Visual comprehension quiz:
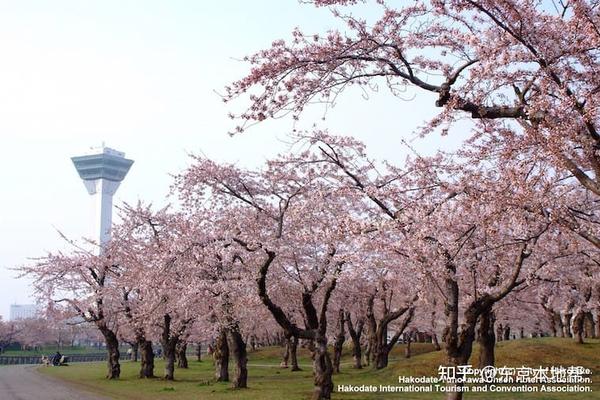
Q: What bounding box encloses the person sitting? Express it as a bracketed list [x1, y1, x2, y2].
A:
[52, 351, 62, 366]
[41, 355, 50, 366]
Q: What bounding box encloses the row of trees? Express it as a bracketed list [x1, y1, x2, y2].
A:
[0, 316, 102, 353]
[20, 1, 600, 400]
[20, 132, 600, 400]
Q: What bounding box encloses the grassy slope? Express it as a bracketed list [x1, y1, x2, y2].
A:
[38, 338, 600, 400]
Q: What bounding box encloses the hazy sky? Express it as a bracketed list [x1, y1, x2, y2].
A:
[0, 1, 459, 319]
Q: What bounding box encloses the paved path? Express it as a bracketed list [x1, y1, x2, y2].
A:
[0, 365, 109, 400]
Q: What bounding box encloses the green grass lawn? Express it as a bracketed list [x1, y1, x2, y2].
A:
[38, 338, 600, 400]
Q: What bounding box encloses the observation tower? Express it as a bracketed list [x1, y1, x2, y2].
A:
[71, 145, 134, 250]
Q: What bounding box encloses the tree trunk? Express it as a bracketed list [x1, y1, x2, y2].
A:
[371, 318, 387, 369]
[290, 335, 301, 371]
[99, 326, 120, 380]
[563, 313, 573, 337]
[214, 329, 229, 382]
[374, 346, 389, 369]
[442, 273, 479, 400]
[139, 339, 155, 378]
[162, 340, 177, 380]
[477, 309, 495, 368]
[445, 329, 475, 400]
[311, 337, 333, 400]
[404, 334, 412, 358]
[550, 313, 558, 337]
[366, 292, 414, 370]
[196, 342, 202, 362]
[332, 309, 345, 374]
[583, 312, 595, 338]
[176, 341, 188, 369]
[160, 315, 179, 381]
[495, 323, 503, 342]
[542, 299, 558, 338]
[373, 308, 414, 369]
[345, 313, 364, 369]
[351, 341, 363, 369]
[332, 341, 343, 373]
[555, 314, 563, 337]
[280, 337, 290, 368]
[572, 310, 585, 344]
[503, 325, 510, 341]
[432, 333, 441, 351]
[227, 327, 248, 389]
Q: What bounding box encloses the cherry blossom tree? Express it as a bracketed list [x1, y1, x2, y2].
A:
[109, 203, 202, 381]
[271, 132, 587, 400]
[20, 244, 123, 379]
[13, 318, 52, 350]
[175, 152, 368, 400]
[226, 0, 600, 252]
[0, 317, 20, 354]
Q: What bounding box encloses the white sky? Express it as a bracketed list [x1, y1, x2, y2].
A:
[0, 0, 459, 319]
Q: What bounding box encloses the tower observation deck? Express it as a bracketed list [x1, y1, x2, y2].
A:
[71, 146, 133, 251]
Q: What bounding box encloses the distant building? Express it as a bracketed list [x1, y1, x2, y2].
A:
[9, 304, 39, 320]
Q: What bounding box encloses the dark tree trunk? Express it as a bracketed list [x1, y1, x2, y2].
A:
[495, 323, 503, 342]
[160, 314, 181, 381]
[345, 312, 364, 369]
[432, 333, 442, 351]
[290, 335, 301, 371]
[227, 326, 248, 389]
[596, 309, 600, 338]
[372, 308, 414, 370]
[477, 309, 495, 368]
[176, 341, 188, 369]
[364, 339, 371, 367]
[254, 249, 341, 398]
[503, 325, 510, 341]
[139, 339, 155, 378]
[366, 291, 415, 370]
[550, 313, 559, 337]
[332, 309, 345, 374]
[196, 342, 202, 362]
[572, 310, 585, 344]
[311, 338, 333, 400]
[99, 326, 120, 380]
[583, 312, 595, 338]
[541, 298, 558, 337]
[374, 347, 389, 369]
[563, 313, 573, 337]
[442, 271, 482, 400]
[404, 334, 412, 358]
[214, 329, 229, 382]
[162, 340, 177, 380]
[444, 325, 475, 400]
[280, 336, 290, 368]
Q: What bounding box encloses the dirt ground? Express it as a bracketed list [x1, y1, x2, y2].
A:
[0, 364, 108, 400]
